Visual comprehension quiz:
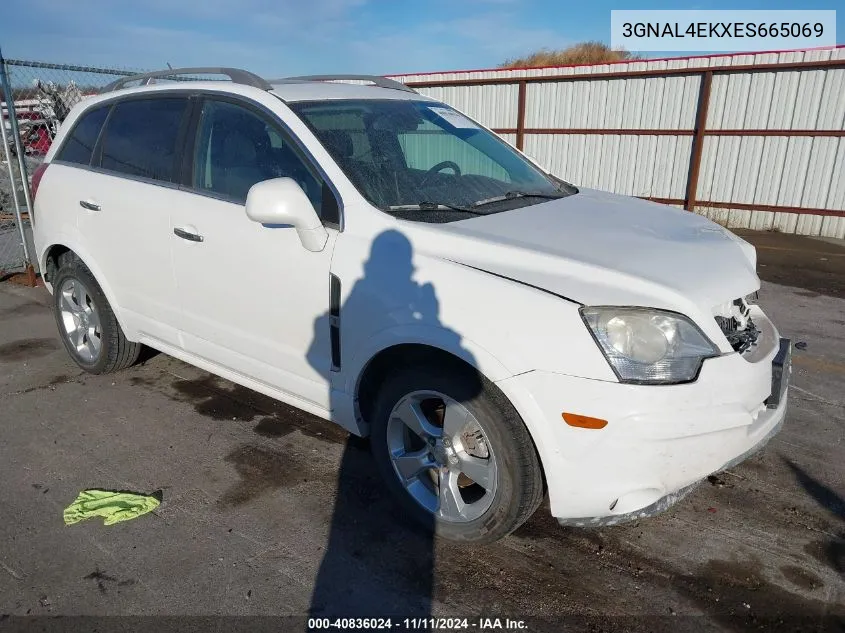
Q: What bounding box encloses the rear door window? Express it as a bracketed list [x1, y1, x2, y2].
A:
[56, 105, 109, 166]
[98, 97, 188, 182]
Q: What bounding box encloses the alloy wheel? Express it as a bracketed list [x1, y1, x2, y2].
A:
[386, 391, 498, 522]
[58, 277, 102, 363]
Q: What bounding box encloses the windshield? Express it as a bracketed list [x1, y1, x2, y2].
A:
[289, 99, 575, 221]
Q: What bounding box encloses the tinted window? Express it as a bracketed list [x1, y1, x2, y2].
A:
[100, 98, 187, 182]
[193, 100, 322, 209]
[56, 106, 109, 165]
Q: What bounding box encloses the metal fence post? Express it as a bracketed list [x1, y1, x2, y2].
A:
[0, 70, 32, 280]
[684, 71, 713, 212]
[0, 98, 25, 231]
[515, 80, 527, 151]
[0, 51, 36, 284]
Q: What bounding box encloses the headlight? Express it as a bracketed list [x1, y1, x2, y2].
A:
[580, 307, 720, 384]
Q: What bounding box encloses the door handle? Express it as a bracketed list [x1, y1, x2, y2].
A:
[79, 200, 101, 211]
[173, 227, 204, 242]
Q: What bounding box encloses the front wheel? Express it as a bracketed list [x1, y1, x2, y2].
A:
[370, 362, 544, 543]
[52, 260, 141, 374]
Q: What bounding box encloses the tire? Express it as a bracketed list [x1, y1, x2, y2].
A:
[370, 361, 544, 544]
[52, 259, 141, 374]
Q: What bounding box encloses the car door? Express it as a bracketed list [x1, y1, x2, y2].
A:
[171, 96, 339, 410]
[75, 95, 191, 347]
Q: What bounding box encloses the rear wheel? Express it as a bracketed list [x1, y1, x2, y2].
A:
[370, 362, 544, 543]
[52, 260, 141, 374]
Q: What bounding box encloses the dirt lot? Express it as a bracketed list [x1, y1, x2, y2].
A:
[736, 229, 845, 299]
[0, 230, 843, 632]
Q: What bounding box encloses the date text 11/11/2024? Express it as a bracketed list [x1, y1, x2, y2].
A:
[307, 617, 529, 630]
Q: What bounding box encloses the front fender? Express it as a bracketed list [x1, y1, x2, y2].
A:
[342, 324, 513, 396]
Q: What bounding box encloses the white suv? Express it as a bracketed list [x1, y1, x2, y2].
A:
[31, 68, 790, 543]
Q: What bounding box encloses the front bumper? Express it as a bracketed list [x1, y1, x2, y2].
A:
[495, 310, 790, 524]
[556, 405, 786, 527]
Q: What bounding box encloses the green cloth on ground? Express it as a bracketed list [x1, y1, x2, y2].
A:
[63, 489, 160, 526]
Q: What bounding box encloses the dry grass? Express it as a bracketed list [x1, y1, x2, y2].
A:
[500, 42, 643, 68]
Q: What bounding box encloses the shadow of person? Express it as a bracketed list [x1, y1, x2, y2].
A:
[306, 230, 480, 621]
[783, 457, 845, 574]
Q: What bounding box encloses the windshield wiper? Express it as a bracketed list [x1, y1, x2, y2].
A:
[472, 190, 567, 207]
[389, 202, 486, 215]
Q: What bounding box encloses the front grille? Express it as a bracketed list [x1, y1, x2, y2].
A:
[715, 313, 760, 354]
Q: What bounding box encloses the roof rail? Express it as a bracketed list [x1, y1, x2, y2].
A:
[99, 67, 272, 94]
[279, 75, 417, 94]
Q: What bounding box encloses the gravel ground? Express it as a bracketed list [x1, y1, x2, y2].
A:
[0, 231, 843, 632]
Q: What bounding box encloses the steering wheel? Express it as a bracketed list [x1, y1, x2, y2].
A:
[420, 160, 461, 185]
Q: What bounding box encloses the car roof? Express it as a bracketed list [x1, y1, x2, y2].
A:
[62, 77, 436, 128]
[91, 69, 431, 105]
[269, 80, 432, 103]
[87, 68, 433, 106]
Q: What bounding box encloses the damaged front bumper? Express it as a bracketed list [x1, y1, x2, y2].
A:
[556, 399, 787, 528]
[495, 304, 791, 525]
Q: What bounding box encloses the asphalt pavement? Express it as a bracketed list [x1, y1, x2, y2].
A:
[0, 232, 843, 633]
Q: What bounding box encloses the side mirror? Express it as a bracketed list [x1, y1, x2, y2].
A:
[245, 178, 329, 252]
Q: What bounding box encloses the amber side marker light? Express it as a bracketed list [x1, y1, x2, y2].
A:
[562, 412, 608, 429]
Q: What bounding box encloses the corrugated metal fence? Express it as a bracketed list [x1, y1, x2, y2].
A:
[390, 47, 845, 238]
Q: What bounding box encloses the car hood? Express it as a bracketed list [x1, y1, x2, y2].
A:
[421, 188, 759, 315]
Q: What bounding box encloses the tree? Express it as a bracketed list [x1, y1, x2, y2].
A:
[500, 41, 643, 68]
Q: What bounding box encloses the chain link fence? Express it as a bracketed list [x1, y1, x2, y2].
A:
[1, 58, 145, 278]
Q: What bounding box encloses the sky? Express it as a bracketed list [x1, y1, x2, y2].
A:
[0, 0, 842, 77]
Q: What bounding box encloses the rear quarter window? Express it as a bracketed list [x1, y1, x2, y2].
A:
[98, 98, 188, 182]
[56, 106, 109, 166]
